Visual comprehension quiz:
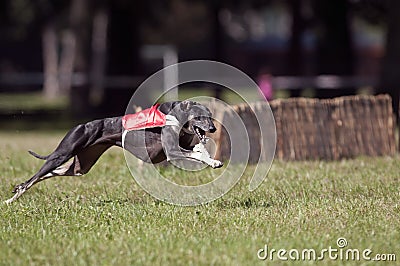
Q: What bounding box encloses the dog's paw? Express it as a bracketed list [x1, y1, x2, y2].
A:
[4, 198, 14, 205]
[12, 184, 23, 194]
[209, 159, 223, 169]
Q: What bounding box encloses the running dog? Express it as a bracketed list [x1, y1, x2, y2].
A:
[5, 100, 223, 204]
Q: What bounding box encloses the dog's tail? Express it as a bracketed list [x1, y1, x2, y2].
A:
[28, 150, 49, 160]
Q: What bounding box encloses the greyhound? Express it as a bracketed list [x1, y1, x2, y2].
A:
[5, 100, 223, 204]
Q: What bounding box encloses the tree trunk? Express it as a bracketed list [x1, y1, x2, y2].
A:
[90, 8, 108, 105]
[42, 24, 59, 99]
[288, 0, 303, 75]
[313, 0, 355, 98]
[59, 29, 76, 93]
[287, 0, 304, 97]
[379, 0, 400, 124]
[68, 0, 91, 117]
[212, 1, 223, 100]
[102, 1, 142, 116]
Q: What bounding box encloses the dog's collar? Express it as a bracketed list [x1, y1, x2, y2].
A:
[165, 115, 179, 127]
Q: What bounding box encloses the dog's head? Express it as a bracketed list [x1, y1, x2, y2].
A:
[171, 100, 216, 144]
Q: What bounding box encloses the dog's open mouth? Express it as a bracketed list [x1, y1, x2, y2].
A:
[193, 126, 207, 144]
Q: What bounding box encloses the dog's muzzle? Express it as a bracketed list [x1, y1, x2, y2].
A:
[193, 125, 209, 144]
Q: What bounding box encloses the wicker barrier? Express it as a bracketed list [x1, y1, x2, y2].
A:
[208, 94, 396, 161]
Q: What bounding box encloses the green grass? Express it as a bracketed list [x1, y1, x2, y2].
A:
[0, 92, 73, 131]
[0, 92, 68, 112]
[0, 132, 399, 265]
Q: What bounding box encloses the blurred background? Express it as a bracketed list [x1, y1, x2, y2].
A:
[0, 0, 399, 130]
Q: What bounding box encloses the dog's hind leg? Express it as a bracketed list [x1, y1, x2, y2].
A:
[5, 142, 115, 204]
[4, 153, 77, 204]
[5, 124, 99, 204]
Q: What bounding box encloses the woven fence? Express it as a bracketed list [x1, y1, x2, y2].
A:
[207, 94, 396, 161]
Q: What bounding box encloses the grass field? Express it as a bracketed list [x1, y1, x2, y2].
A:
[0, 131, 399, 265]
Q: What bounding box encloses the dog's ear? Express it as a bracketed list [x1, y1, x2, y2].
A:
[170, 101, 181, 108]
[180, 100, 194, 111]
[159, 101, 181, 114]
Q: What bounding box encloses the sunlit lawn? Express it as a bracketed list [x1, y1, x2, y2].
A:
[0, 131, 399, 265]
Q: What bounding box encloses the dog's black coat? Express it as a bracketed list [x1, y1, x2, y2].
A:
[6, 101, 220, 203]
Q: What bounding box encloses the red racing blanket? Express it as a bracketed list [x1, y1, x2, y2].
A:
[122, 104, 178, 131]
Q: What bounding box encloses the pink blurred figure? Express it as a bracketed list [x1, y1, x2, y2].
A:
[257, 72, 273, 101]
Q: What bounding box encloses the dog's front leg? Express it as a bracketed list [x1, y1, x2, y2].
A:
[162, 127, 222, 168]
[190, 143, 223, 168]
[166, 147, 223, 169]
